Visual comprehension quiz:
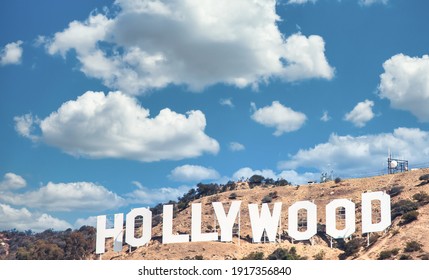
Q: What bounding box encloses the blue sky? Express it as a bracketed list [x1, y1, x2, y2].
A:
[1, 0, 429, 231]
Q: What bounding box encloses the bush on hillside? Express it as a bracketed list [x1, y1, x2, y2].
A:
[391, 199, 419, 219]
[412, 191, 429, 205]
[338, 238, 364, 260]
[267, 247, 302, 260]
[261, 195, 272, 203]
[387, 185, 404, 197]
[378, 248, 399, 260]
[242, 251, 264, 260]
[401, 210, 419, 225]
[404, 241, 422, 253]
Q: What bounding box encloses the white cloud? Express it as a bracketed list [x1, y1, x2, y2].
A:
[46, 14, 113, 57]
[74, 216, 98, 228]
[232, 167, 316, 185]
[378, 54, 429, 122]
[229, 142, 245, 151]
[220, 98, 234, 108]
[321, 111, 331, 122]
[0, 40, 23, 66]
[169, 165, 220, 182]
[15, 91, 219, 162]
[0, 181, 125, 212]
[279, 127, 429, 176]
[282, 33, 334, 82]
[13, 114, 40, 141]
[44, 0, 334, 95]
[344, 99, 375, 127]
[359, 0, 388, 6]
[232, 167, 277, 181]
[0, 173, 26, 191]
[251, 101, 307, 136]
[126, 183, 191, 205]
[0, 203, 72, 232]
[277, 170, 318, 185]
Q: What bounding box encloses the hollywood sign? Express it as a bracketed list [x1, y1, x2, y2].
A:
[96, 191, 391, 254]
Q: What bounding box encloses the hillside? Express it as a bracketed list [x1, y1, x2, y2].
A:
[2, 168, 429, 260]
[102, 168, 429, 260]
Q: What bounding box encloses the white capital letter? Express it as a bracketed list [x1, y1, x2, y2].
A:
[362, 191, 391, 233]
[326, 199, 356, 239]
[162, 204, 189, 244]
[191, 203, 218, 242]
[248, 202, 282, 242]
[125, 208, 152, 247]
[96, 213, 123, 254]
[213, 201, 241, 242]
[288, 201, 317, 241]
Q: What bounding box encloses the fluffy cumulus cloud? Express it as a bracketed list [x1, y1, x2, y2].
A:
[0, 204, 72, 232]
[0, 173, 26, 191]
[15, 91, 219, 162]
[359, 0, 388, 6]
[44, 0, 334, 94]
[126, 182, 191, 205]
[379, 54, 429, 122]
[232, 167, 316, 185]
[251, 101, 307, 136]
[0, 40, 23, 66]
[344, 99, 375, 127]
[169, 165, 220, 182]
[74, 216, 98, 228]
[229, 141, 245, 151]
[279, 127, 429, 176]
[0, 181, 125, 212]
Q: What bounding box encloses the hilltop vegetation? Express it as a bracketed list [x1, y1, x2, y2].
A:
[0, 226, 96, 260]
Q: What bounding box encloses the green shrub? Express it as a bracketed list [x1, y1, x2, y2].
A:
[334, 177, 342, 184]
[412, 191, 429, 205]
[262, 195, 272, 203]
[338, 238, 363, 260]
[401, 210, 419, 225]
[387, 186, 404, 197]
[378, 248, 399, 260]
[268, 191, 278, 199]
[228, 193, 237, 200]
[275, 179, 289, 186]
[313, 250, 325, 260]
[418, 174, 429, 181]
[267, 247, 302, 260]
[404, 241, 422, 253]
[399, 254, 412, 260]
[391, 200, 419, 219]
[249, 175, 265, 185]
[378, 251, 392, 260]
[242, 251, 264, 260]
